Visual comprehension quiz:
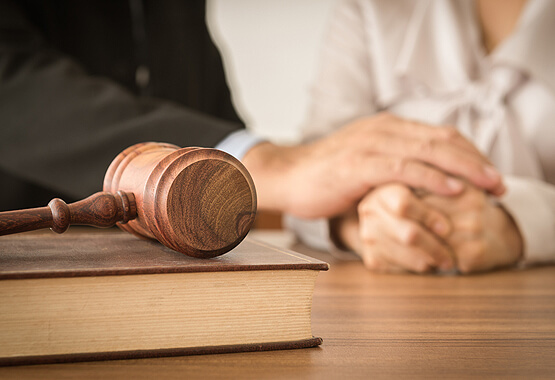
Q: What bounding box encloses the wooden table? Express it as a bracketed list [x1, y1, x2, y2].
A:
[1, 230, 554, 379]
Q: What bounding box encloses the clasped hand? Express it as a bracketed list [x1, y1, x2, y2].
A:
[335, 183, 523, 274]
[243, 112, 520, 274]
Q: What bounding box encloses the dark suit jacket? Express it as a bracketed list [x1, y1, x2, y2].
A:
[0, 0, 244, 210]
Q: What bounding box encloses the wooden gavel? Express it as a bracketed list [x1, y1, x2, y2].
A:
[0, 143, 257, 258]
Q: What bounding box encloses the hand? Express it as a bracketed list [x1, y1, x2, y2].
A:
[422, 185, 523, 273]
[242, 113, 504, 219]
[332, 184, 455, 273]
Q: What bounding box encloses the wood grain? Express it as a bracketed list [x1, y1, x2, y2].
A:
[103, 143, 257, 258]
[0, 231, 553, 378]
[0, 142, 257, 258]
[0, 192, 136, 235]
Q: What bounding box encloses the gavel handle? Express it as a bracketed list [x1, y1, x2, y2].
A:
[0, 191, 137, 236]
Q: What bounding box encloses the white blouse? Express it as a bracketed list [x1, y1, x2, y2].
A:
[287, 0, 555, 263]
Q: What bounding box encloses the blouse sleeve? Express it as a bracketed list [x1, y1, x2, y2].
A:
[501, 176, 555, 264]
[299, 0, 378, 141]
[286, 0, 380, 252]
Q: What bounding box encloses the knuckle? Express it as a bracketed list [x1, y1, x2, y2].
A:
[390, 157, 409, 178]
[425, 212, 443, 231]
[358, 196, 378, 217]
[441, 126, 460, 141]
[359, 221, 378, 243]
[390, 192, 411, 216]
[416, 138, 436, 156]
[399, 224, 419, 245]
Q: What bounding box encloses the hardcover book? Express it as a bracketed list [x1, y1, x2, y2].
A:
[0, 228, 328, 365]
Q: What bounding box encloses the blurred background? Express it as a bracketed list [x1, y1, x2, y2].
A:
[207, 0, 336, 144]
[207, 0, 336, 228]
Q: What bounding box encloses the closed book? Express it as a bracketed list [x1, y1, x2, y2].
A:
[0, 229, 328, 365]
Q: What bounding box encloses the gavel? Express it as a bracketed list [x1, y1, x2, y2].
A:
[0, 143, 257, 258]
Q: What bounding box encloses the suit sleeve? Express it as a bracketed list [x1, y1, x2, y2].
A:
[0, 0, 242, 207]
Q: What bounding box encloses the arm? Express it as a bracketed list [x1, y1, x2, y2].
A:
[266, 0, 501, 244]
[243, 114, 503, 219]
[0, 1, 242, 207]
[299, 0, 378, 141]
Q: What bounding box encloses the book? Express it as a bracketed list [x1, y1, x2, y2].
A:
[0, 228, 328, 365]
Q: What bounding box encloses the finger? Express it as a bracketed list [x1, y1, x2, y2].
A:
[448, 212, 484, 241]
[369, 234, 434, 274]
[428, 127, 485, 158]
[374, 184, 452, 237]
[366, 133, 504, 194]
[450, 240, 488, 274]
[489, 182, 506, 197]
[422, 184, 488, 219]
[359, 207, 453, 272]
[353, 209, 408, 273]
[359, 156, 466, 196]
[370, 113, 491, 163]
[372, 115, 488, 160]
[376, 208, 455, 271]
[357, 219, 421, 274]
[359, 244, 407, 274]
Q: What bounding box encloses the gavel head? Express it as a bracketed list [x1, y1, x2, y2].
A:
[103, 142, 257, 258]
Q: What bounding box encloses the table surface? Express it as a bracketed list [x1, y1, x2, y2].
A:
[1, 230, 554, 379]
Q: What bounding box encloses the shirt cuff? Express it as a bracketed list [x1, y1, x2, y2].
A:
[499, 176, 555, 264]
[215, 130, 266, 160]
[283, 215, 358, 260]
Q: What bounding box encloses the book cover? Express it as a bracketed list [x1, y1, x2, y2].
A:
[0, 228, 328, 365]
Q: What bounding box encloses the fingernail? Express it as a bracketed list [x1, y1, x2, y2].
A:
[446, 178, 464, 192]
[483, 165, 501, 181]
[433, 221, 448, 237]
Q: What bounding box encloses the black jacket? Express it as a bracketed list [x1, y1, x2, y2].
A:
[0, 0, 244, 210]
